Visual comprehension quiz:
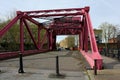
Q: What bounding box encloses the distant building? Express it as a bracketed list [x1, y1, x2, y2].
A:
[94, 29, 102, 43]
[117, 35, 120, 42]
[108, 38, 117, 43]
[108, 35, 120, 43]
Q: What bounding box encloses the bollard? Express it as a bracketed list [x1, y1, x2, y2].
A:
[18, 53, 24, 73]
[94, 59, 97, 75]
[48, 56, 65, 78]
[56, 56, 60, 76]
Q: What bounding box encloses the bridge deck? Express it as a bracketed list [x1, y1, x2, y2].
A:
[0, 51, 89, 80]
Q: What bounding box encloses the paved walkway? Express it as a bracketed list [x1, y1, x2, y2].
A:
[87, 56, 120, 80]
[0, 51, 89, 80]
[1, 51, 120, 80]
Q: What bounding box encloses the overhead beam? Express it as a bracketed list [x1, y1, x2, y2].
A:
[24, 7, 85, 14]
[29, 12, 84, 18]
[25, 15, 47, 30]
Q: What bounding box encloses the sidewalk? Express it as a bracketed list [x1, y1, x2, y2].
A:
[87, 56, 120, 80]
[0, 67, 88, 80]
[1, 51, 120, 80]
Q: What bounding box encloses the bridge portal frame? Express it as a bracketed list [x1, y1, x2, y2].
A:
[0, 6, 102, 70]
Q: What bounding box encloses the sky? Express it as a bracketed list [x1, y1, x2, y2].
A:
[0, 0, 120, 42]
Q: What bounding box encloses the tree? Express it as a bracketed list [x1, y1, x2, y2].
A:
[56, 42, 60, 48]
[99, 22, 119, 43]
[67, 36, 75, 48]
[59, 36, 75, 48]
[99, 22, 120, 55]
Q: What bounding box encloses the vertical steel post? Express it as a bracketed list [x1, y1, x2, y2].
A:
[56, 56, 60, 76]
[19, 18, 24, 73]
[18, 53, 24, 73]
[48, 31, 50, 50]
[38, 27, 41, 49]
[79, 32, 83, 50]
[82, 27, 85, 50]
[80, 31, 83, 50]
[20, 18, 24, 53]
[49, 30, 53, 50]
[84, 18, 88, 52]
[52, 35, 56, 50]
[94, 59, 97, 75]
[46, 30, 50, 49]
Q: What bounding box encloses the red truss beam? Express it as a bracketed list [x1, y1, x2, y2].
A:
[20, 18, 24, 53]
[0, 15, 23, 38]
[52, 28, 81, 35]
[20, 7, 89, 18]
[50, 17, 82, 29]
[53, 17, 81, 23]
[24, 7, 84, 13]
[29, 12, 83, 18]
[0, 6, 103, 70]
[50, 23, 82, 29]
[24, 15, 47, 30]
[39, 31, 48, 49]
[79, 11, 102, 70]
[23, 19, 39, 49]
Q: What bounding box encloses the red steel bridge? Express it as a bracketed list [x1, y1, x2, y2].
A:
[0, 6, 103, 70]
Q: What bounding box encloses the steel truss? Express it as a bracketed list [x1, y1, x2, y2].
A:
[0, 6, 102, 70]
